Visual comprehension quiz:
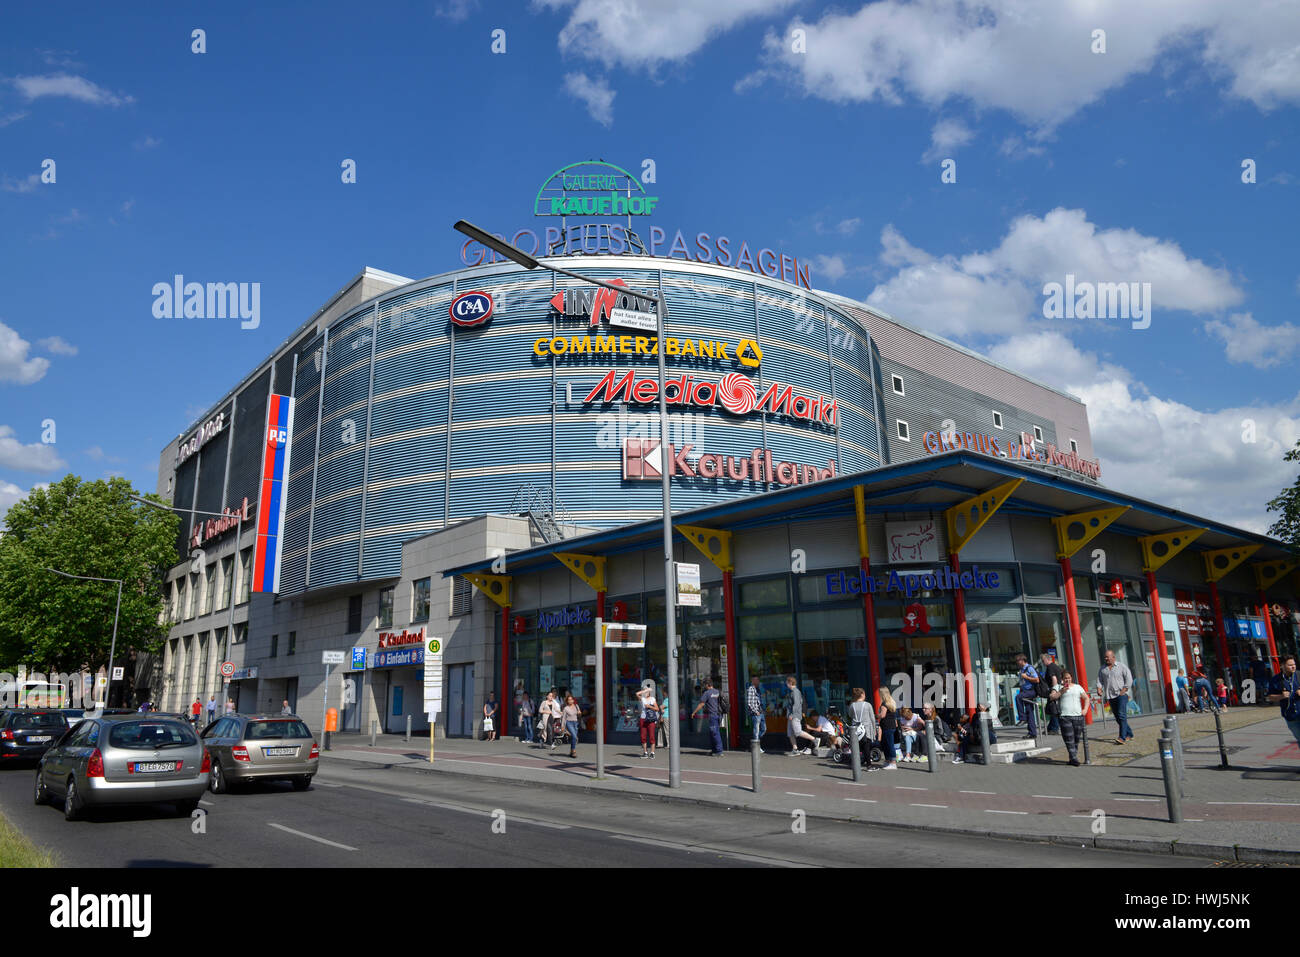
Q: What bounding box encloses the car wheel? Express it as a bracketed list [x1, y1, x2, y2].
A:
[63, 777, 83, 821]
[33, 768, 48, 806]
[175, 798, 200, 817]
[291, 775, 312, 791]
[210, 761, 226, 794]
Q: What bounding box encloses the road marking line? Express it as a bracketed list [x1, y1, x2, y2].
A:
[609, 833, 809, 868]
[1032, 795, 1074, 800]
[786, 791, 814, 797]
[401, 797, 492, 816]
[1114, 798, 1158, 802]
[986, 809, 1029, 815]
[313, 781, 344, 788]
[765, 776, 813, 781]
[509, 817, 571, 830]
[693, 782, 735, 788]
[1206, 801, 1300, 806]
[895, 786, 927, 790]
[268, 823, 356, 851]
[1070, 814, 1095, 819]
[960, 790, 996, 795]
[911, 803, 948, 809]
[844, 798, 877, 804]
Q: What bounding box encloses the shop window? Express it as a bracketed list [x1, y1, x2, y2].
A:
[347, 594, 363, 634]
[451, 577, 472, 617]
[896, 419, 910, 442]
[412, 578, 431, 622]
[891, 374, 904, 396]
[797, 570, 864, 605]
[738, 612, 795, 641]
[1028, 609, 1070, 671]
[798, 638, 850, 717]
[875, 600, 952, 632]
[741, 638, 797, 734]
[960, 565, 1018, 600]
[1022, 566, 1061, 600]
[378, 587, 394, 629]
[1072, 574, 1096, 602]
[739, 578, 787, 611]
[992, 410, 1004, 429]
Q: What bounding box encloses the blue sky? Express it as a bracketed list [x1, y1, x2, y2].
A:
[2, 0, 1298, 530]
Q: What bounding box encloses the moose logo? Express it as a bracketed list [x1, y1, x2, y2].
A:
[889, 521, 937, 562]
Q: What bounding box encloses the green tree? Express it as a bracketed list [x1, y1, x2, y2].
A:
[0, 476, 179, 676]
[1266, 439, 1300, 548]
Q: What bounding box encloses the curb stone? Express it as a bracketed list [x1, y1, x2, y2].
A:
[323, 753, 1300, 865]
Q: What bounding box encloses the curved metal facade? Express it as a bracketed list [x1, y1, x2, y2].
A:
[279, 257, 884, 593]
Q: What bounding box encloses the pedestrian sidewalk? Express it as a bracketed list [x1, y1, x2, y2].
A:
[320, 710, 1300, 865]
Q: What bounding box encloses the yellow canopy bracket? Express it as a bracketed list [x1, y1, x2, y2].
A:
[853, 486, 870, 561]
[1138, 528, 1205, 572]
[462, 573, 511, 608]
[676, 523, 733, 572]
[553, 552, 606, 593]
[944, 478, 1024, 555]
[1052, 506, 1129, 560]
[1252, 559, 1299, 592]
[1202, 545, 1261, 583]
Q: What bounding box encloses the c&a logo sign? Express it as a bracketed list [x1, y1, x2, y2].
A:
[450, 291, 494, 328]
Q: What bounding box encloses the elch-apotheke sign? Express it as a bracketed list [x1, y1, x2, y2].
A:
[188, 497, 252, 550]
[176, 412, 226, 467]
[538, 606, 592, 633]
[826, 567, 1001, 599]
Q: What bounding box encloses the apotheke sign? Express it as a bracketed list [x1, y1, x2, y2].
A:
[827, 567, 1002, 599]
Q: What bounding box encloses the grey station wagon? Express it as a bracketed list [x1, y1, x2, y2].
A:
[200, 714, 318, 792]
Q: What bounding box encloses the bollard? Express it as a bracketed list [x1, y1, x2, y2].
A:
[405, 714, 411, 743]
[978, 711, 992, 767]
[1213, 709, 1230, 769]
[924, 719, 938, 774]
[324, 730, 331, 752]
[1082, 723, 1092, 765]
[370, 720, 377, 748]
[1169, 715, 1186, 782]
[1163, 717, 1186, 796]
[1158, 731, 1184, 823]
[750, 738, 762, 793]
[849, 726, 862, 782]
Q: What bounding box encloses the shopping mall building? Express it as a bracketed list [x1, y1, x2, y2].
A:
[140, 163, 1300, 745]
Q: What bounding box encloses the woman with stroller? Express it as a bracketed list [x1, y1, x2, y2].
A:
[537, 691, 561, 750]
[876, 687, 900, 770]
[848, 688, 877, 769]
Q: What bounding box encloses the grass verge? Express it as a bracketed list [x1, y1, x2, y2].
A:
[0, 809, 58, 867]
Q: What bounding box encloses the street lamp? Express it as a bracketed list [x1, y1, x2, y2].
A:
[454, 220, 684, 789]
[130, 494, 250, 712]
[46, 569, 123, 709]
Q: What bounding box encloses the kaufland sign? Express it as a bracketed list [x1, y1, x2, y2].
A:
[188, 498, 252, 550]
[377, 627, 426, 649]
[588, 370, 836, 428]
[624, 439, 835, 486]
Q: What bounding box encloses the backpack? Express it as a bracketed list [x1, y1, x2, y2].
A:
[718, 693, 729, 715]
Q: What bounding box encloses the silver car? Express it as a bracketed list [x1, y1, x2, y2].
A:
[201, 713, 318, 792]
[35, 715, 209, 820]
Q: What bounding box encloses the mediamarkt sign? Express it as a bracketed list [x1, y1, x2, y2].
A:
[588, 370, 836, 428]
[624, 439, 835, 486]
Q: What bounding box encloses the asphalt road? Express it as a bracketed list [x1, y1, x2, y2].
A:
[0, 760, 1211, 868]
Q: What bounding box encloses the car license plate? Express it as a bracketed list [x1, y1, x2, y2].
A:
[264, 747, 297, 757]
[132, 762, 176, 773]
[27, 736, 51, 743]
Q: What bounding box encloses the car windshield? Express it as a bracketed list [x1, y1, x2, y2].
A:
[245, 720, 312, 740]
[12, 712, 67, 729]
[107, 721, 198, 750]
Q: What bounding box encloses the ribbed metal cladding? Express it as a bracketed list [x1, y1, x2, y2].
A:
[281, 332, 325, 594]
[227, 368, 271, 509]
[172, 454, 197, 556]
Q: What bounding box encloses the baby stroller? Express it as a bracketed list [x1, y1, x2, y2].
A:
[829, 715, 885, 766]
[540, 716, 572, 750]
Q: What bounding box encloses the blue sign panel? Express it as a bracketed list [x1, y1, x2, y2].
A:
[351, 646, 367, 670]
[1250, 619, 1266, 639]
[373, 647, 425, 669]
[1233, 619, 1251, 638]
[826, 567, 1000, 599]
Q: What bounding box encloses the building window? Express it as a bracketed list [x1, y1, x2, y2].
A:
[288, 631, 296, 656]
[992, 410, 1004, 429]
[896, 419, 910, 442]
[186, 573, 198, 620]
[217, 556, 233, 611]
[1033, 425, 1044, 443]
[451, 577, 473, 617]
[233, 623, 247, 645]
[891, 374, 904, 396]
[347, 594, 363, 634]
[378, 587, 394, 629]
[413, 578, 431, 623]
[1069, 438, 1078, 454]
[203, 564, 216, 616]
[270, 634, 278, 658]
[237, 547, 252, 604]
[171, 580, 181, 621]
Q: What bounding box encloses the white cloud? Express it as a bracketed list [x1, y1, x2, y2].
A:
[0, 111, 29, 127]
[747, 0, 1300, 131]
[813, 254, 848, 281]
[563, 72, 616, 126]
[0, 322, 50, 385]
[36, 336, 77, 356]
[9, 73, 134, 107]
[1204, 313, 1300, 369]
[986, 332, 1300, 532]
[0, 425, 66, 472]
[866, 209, 1245, 339]
[836, 217, 862, 236]
[435, 0, 479, 19]
[922, 117, 974, 163]
[133, 134, 161, 150]
[2, 173, 41, 194]
[540, 0, 797, 70]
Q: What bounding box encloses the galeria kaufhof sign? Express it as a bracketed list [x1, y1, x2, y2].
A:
[459, 160, 813, 289]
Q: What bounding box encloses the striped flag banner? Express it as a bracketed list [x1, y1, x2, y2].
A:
[252, 394, 295, 593]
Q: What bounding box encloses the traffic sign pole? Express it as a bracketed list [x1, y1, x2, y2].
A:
[595, 617, 604, 780]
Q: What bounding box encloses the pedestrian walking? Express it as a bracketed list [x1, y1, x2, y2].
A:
[225, 697, 235, 714]
[746, 675, 766, 752]
[848, 688, 877, 768]
[1050, 671, 1091, 766]
[561, 695, 582, 758]
[635, 684, 660, 759]
[1266, 655, 1300, 747]
[691, 678, 725, 756]
[1174, 669, 1191, 713]
[784, 675, 817, 755]
[518, 691, 535, 743]
[190, 697, 202, 727]
[538, 691, 560, 749]
[1215, 678, 1229, 710]
[877, 687, 899, 769]
[1097, 650, 1134, 744]
[1015, 654, 1040, 739]
[657, 693, 670, 749]
[205, 694, 217, 726]
[483, 692, 498, 742]
[1040, 649, 1064, 734]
